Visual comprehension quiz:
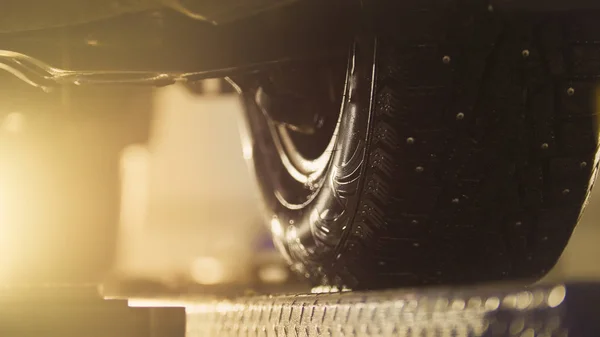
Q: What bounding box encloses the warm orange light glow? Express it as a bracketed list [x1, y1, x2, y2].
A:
[2, 112, 24, 134]
[190, 256, 226, 285]
[128, 299, 186, 308]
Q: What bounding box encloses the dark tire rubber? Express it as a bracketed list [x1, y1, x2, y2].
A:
[241, 2, 600, 289]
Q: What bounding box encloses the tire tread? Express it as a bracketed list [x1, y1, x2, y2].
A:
[335, 3, 600, 288]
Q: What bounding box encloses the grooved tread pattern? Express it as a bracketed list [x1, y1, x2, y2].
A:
[186, 284, 568, 337]
[334, 4, 600, 288]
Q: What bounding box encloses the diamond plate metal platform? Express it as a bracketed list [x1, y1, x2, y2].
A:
[2, 283, 600, 337]
[179, 283, 600, 337]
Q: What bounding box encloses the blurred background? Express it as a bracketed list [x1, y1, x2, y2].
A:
[0, 74, 288, 290]
[0, 73, 598, 290]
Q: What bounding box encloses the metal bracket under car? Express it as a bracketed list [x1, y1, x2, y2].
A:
[3, 0, 600, 90]
[0, 1, 355, 90]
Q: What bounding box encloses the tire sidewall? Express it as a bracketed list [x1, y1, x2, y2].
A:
[238, 37, 377, 283]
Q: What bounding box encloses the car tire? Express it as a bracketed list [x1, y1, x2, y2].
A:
[238, 2, 600, 289]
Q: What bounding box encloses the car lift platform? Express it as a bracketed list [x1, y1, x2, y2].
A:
[2, 282, 600, 337]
